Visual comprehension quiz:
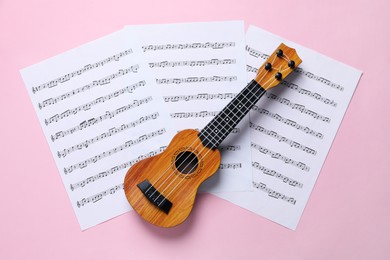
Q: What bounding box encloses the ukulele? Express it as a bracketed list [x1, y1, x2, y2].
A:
[124, 43, 302, 227]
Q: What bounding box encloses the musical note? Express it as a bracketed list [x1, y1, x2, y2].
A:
[219, 145, 241, 151]
[164, 93, 236, 102]
[280, 81, 337, 107]
[246, 45, 344, 91]
[247, 64, 337, 107]
[44, 81, 145, 125]
[250, 122, 317, 155]
[252, 161, 303, 188]
[38, 66, 139, 109]
[246, 64, 258, 73]
[57, 113, 160, 158]
[251, 142, 310, 172]
[142, 42, 235, 52]
[156, 76, 237, 85]
[63, 128, 166, 174]
[252, 181, 296, 205]
[32, 49, 133, 94]
[219, 163, 242, 170]
[170, 111, 219, 118]
[70, 146, 166, 190]
[251, 106, 324, 139]
[149, 59, 236, 68]
[245, 46, 269, 59]
[51, 96, 153, 141]
[264, 92, 331, 122]
[76, 183, 124, 208]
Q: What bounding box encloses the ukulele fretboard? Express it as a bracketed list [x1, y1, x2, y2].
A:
[198, 79, 266, 149]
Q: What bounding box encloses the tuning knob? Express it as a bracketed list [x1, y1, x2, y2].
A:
[288, 60, 295, 68]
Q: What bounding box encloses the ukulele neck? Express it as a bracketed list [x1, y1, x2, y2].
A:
[198, 79, 265, 149]
[198, 43, 302, 150]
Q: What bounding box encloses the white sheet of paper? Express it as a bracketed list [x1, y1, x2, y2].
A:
[20, 30, 175, 230]
[215, 26, 362, 230]
[124, 21, 252, 193]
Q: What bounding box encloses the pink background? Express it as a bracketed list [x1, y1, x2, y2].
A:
[1, 0, 389, 259]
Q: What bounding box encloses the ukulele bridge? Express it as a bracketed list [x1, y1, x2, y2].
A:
[137, 179, 173, 214]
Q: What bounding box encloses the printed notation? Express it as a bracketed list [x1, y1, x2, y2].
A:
[251, 142, 310, 172]
[32, 49, 133, 94]
[219, 145, 241, 151]
[252, 161, 303, 188]
[38, 66, 139, 109]
[156, 76, 237, 85]
[251, 106, 324, 139]
[245, 45, 344, 91]
[294, 67, 344, 91]
[250, 122, 317, 155]
[142, 42, 235, 52]
[247, 65, 337, 107]
[45, 81, 145, 125]
[252, 181, 296, 205]
[58, 113, 160, 158]
[77, 183, 124, 208]
[219, 163, 242, 170]
[51, 96, 153, 142]
[245, 46, 269, 60]
[164, 93, 236, 102]
[63, 128, 166, 174]
[246, 64, 258, 73]
[280, 81, 337, 107]
[170, 111, 219, 118]
[149, 59, 236, 68]
[265, 92, 331, 123]
[70, 146, 166, 190]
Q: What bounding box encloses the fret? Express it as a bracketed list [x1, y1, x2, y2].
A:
[199, 80, 265, 149]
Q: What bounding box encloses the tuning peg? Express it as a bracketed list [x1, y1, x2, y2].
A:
[275, 72, 282, 80]
[288, 60, 295, 68]
[265, 63, 272, 71]
[276, 49, 283, 57]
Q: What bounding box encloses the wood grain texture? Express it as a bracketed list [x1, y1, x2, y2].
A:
[124, 129, 221, 227]
[255, 43, 302, 90]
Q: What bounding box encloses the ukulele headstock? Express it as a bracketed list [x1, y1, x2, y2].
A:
[255, 43, 302, 90]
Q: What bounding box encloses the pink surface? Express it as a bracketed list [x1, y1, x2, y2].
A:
[1, 0, 389, 259]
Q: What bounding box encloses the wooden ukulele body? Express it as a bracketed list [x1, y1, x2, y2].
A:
[124, 129, 221, 227]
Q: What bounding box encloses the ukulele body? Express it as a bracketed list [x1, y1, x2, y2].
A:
[124, 129, 221, 227]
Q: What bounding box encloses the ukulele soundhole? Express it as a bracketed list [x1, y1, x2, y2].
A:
[175, 151, 199, 174]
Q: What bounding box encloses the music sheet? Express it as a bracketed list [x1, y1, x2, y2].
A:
[124, 21, 252, 193]
[215, 26, 362, 229]
[20, 30, 175, 230]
